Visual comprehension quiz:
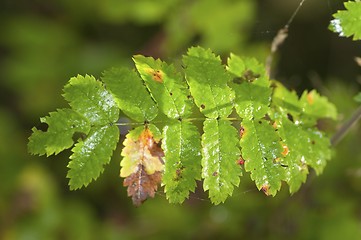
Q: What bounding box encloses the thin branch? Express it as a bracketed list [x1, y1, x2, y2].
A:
[115, 122, 144, 126]
[331, 105, 361, 146]
[266, 0, 307, 77]
[285, 0, 307, 29]
[266, 27, 288, 77]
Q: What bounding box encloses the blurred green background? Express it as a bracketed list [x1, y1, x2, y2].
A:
[1, 0, 361, 239]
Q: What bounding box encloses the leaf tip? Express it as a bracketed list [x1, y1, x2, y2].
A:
[261, 184, 271, 196]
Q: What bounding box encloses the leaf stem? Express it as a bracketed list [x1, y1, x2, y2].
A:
[115, 122, 144, 126]
[182, 117, 240, 122]
[331, 105, 361, 146]
[114, 117, 242, 126]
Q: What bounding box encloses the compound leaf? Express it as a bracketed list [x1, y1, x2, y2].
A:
[67, 124, 119, 190]
[63, 75, 119, 125]
[28, 47, 339, 206]
[329, 1, 361, 40]
[202, 119, 241, 204]
[228, 54, 271, 120]
[133, 55, 193, 119]
[240, 119, 285, 196]
[162, 120, 202, 203]
[102, 68, 158, 122]
[183, 47, 234, 118]
[28, 109, 90, 156]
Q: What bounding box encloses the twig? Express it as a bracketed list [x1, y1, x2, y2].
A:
[331, 105, 361, 146]
[266, 27, 288, 77]
[266, 0, 307, 77]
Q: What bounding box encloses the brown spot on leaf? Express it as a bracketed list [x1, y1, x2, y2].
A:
[176, 168, 182, 176]
[274, 157, 281, 163]
[287, 113, 294, 122]
[242, 70, 260, 82]
[123, 165, 162, 207]
[239, 125, 245, 138]
[212, 172, 218, 177]
[145, 135, 164, 164]
[307, 92, 314, 104]
[232, 77, 243, 84]
[120, 127, 164, 178]
[174, 166, 185, 181]
[138, 127, 164, 163]
[200, 104, 205, 109]
[237, 157, 245, 165]
[281, 144, 289, 156]
[261, 184, 271, 196]
[146, 69, 163, 83]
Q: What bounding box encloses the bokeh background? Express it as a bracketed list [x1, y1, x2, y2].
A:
[1, 0, 361, 239]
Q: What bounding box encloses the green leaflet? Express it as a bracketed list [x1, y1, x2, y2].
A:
[102, 68, 158, 122]
[302, 129, 332, 175]
[270, 86, 335, 192]
[276, 117, 309, 193]
[275, 116, 331, 193]
[299, 90, 337, 126]
[162, 120, 202, 203]
[277, 119, 331, 177]
[133, 55, 193, 119]
[28, 109, 90, 156]
[240, 119, 285, 196]
[183, 47, 234, 118]
[271, 84, 337, 126]
[67, 125, 119, 190]
[63, 75, 119, 125]
[271, 81, 301, 118]
[202, 119, 241, 204]
[28, 129, 49, 156]
[227, 54, 271, 120]
[329, 1, 361, 40]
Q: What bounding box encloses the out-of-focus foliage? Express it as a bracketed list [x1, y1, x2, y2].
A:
[354, 92, 361, 103]
[1, 0, 361, 239]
